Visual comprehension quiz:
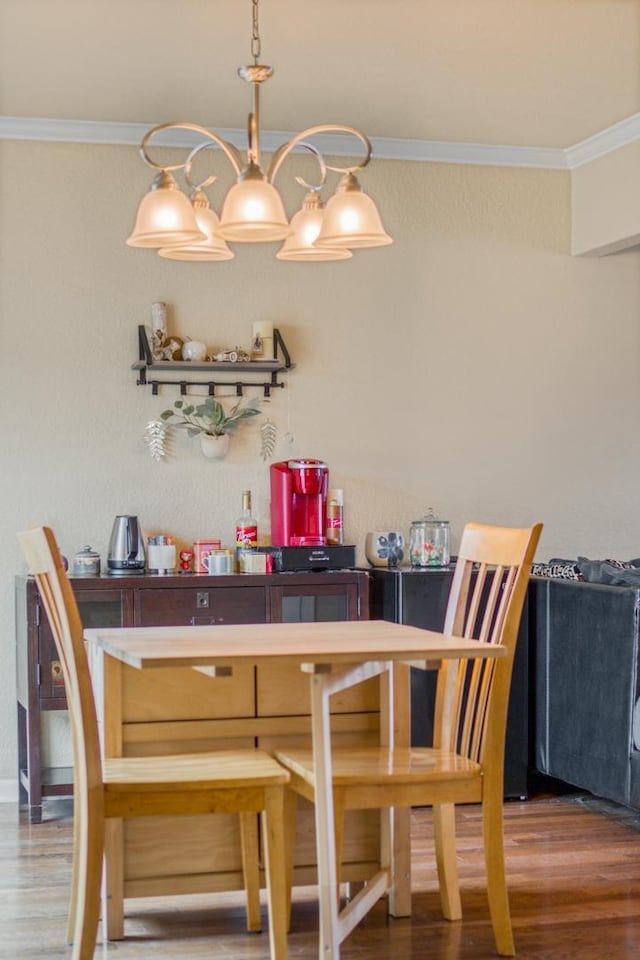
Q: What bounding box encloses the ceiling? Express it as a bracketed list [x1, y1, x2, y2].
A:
[1, 0, 638, 150]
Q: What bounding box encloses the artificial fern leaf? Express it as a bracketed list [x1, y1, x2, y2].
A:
[143, 419, 170, 462]
[260, 419, 277, 462]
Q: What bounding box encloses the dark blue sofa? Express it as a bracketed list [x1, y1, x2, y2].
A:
[532, 576, 640, 809]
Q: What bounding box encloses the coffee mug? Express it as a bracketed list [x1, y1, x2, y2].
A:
[365, 531, 405, 567]
[204, 550, 233, 575]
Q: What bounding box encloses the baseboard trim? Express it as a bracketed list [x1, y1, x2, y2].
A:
[0, 779, 19, 803]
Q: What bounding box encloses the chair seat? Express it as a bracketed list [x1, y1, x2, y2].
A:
[105, 749, 290, 790]
[274, 746, 482, 787]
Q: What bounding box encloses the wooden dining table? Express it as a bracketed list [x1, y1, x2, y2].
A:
[85, 618, 506, 960]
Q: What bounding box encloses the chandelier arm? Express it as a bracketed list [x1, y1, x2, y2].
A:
[291, 142, 328, 193]
[139, 122, 244, 178]
[266, 125, 372, 184]
[182, 142, 220, 191]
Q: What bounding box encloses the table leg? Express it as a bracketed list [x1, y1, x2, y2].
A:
[388, 662, 411, 917]
[310, 670, 341, 960]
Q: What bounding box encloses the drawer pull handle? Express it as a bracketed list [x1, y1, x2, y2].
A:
[190, 616, 225, 626]
[51, 660, 64, 683]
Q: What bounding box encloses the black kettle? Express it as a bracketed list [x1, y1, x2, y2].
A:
[107, 515, 146, 574]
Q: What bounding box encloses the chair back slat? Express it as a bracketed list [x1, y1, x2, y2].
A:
[457, 564, 504, 755]
[442, 559, 471, 637]
[464, 562, 488, 638]
[18, 527, 103, 796]
[433, 523, 542, 766]
[477, 565, 503, 644]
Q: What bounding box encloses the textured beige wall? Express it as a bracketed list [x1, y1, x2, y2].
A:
[1, 140, 639, 780]
[572, 140, 640, 255]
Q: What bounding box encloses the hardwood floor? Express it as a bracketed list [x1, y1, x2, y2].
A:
[2, 793, 640, 958]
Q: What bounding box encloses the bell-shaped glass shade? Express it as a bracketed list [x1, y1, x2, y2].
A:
[159, 193, 234, 261]
[218, 177, 290, 242]
[277, 203, 352, 261]
[315, 174, 393, 249]
[126, 171, 205, 248]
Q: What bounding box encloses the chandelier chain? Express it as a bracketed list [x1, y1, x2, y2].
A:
[251, 0, 261, 63]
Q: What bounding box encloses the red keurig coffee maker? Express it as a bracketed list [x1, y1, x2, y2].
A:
[270, 459, 328, 546]
[269, 459, 356, 570]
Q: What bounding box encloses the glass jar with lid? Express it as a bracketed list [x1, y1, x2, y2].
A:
[409, 510, 451, 568]
[71, 545, 101, 577]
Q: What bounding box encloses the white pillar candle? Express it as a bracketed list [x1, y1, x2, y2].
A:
[252, 320, 275, 360]
[150, 301, 168, 359]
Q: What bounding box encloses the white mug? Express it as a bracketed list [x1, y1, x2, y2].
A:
[204, 550, 233, 575]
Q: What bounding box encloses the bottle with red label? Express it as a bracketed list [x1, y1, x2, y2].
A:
[326, 489, 344, 545]
[235, 490, 258, 550]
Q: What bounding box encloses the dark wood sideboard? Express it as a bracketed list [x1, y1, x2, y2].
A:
[15, 570, 370, 823]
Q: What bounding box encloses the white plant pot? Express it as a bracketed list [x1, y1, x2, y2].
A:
[200, 433, 230, 460]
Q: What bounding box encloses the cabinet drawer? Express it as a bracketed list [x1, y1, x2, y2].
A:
[136, 587, 267, 626]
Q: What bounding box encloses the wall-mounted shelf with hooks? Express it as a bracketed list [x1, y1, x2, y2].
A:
[132, 325, 293, 397]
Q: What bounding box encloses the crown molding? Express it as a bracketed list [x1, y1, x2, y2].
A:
[565, 113, 640, 169]
[1, 114, 638, 171]
[371, 136, 567, 168]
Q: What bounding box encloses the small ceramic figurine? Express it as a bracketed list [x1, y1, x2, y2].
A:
[179, 548, 194, 573]
[160, 336, 184, 361]
[213, 347, 251, 363]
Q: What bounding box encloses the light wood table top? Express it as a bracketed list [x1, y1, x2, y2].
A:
[85, 618, 506, 671]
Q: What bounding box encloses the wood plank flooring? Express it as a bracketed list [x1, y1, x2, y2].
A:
[2, 793, 640, 958]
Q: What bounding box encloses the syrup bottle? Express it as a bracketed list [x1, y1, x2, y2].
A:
[235, 490, 258, 550]
[326, 489, 344, 545]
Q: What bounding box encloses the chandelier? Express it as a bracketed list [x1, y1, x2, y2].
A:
[126, 0, 392, 262]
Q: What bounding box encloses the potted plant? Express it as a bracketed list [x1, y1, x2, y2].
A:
[160, 396, 261, 459]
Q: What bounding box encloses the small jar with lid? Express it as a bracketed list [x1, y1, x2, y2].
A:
[409, 510, 451, 568]
[71, 546, 101, 577]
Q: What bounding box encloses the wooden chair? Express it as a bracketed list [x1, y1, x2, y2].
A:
[18, 525, 289, 960]
[274, 521, 542, 958]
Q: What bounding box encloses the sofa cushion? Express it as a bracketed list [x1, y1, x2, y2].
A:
[532, 561, 583, 581]
[577, 557, 640, 587]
